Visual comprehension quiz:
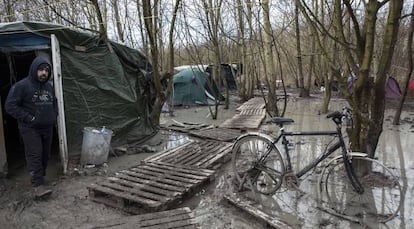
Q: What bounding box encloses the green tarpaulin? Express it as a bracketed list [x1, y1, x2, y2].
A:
[0, 21, 156, 157]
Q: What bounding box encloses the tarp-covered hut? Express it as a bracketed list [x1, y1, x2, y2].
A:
[0, 21, 156, 175]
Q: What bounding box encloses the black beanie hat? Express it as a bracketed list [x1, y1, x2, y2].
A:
[38, 63, 50, 71]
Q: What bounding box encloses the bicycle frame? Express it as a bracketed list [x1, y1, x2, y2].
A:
[263, 125, 348, 179]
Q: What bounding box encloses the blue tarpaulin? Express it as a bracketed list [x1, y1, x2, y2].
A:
[0, 32, 49, 52]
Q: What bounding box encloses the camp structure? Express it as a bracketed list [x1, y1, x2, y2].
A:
[0, 21, 156, 176]
[170, 68, 224, 106]
[205, 64, 238, 90]
[385, 77, 402, 99]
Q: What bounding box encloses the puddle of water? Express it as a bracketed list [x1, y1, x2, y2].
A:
[191, 98, 413, 228]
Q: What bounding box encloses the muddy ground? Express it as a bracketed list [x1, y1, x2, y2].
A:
[0, 92, 413, 229]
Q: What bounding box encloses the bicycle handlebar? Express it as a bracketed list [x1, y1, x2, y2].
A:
[327, 107, 353, 126]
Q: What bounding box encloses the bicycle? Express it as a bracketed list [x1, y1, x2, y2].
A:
[231, 107, 402, 223]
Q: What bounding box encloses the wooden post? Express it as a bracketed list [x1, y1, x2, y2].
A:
[51, 34, 69, 174]
[0, 96, 7, 177]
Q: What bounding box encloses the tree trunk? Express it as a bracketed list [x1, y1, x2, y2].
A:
[295, 1, 308, 97]
[365, 1, 403, 157]
[3, 0, 16, 22]
[393, 3, 414, 125]
[91, 0, 113, 52]
[262, 0, 279, 116]
[111, 0, 124, 42]
[236, 0, 247, 100]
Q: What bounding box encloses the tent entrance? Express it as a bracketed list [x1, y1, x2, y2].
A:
[0, 51, 60, 177]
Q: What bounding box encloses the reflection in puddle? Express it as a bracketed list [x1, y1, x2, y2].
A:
[160, 130, 190, 150]
[199, 99, 412, 228]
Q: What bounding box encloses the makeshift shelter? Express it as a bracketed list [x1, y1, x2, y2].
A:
[385, 77, 402, 99]
[205, 64, 238, 90]
[0, 21, 156, 175]
[409, 79, 414, 91]
[170, 69, 223, 105]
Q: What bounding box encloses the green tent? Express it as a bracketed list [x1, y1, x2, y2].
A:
[171, 69, 223, 105]
[0, 21, 156, 174]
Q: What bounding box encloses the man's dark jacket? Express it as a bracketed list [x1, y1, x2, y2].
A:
[5, 57, 57, 129]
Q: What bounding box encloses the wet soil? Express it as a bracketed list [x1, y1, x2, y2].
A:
[1, 92, 413, 229]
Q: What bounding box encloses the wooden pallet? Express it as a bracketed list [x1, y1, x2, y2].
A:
[161, 120, 211, 133]
[144, 140, 232, 169]
[236, 97, 266, 111]
[224, 194, 294, 229]
[88, 161, 214, 214]
[189, 128, 242, 142]
[239, 108, 266, 116]
[219, 114, 266, 130]
[79, 207, 200, 229]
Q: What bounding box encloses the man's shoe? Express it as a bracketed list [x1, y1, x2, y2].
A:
[33, 185, 52, 199]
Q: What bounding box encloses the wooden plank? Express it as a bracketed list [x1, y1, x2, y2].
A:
[184, 141, 229, 167]
[147, 161, 215, 176]
[79, 207, 200, 229]
[0, 96, 7, 177]
[144, 141, 193, 162]
[239, 108, 266, 116]
[194, 144, 232, 168]
[224, 194, 294, 229]
[236, 97, 266, 111]
[130, 167, 200, 187]
[99, 181, 169, 202]
[145, 142, 232, 169]
[189, 128, 242, 142]
[138, 163, 210, 181]
[107, 177, 176, 199]
[219, 114, 266, 129]
[51, 34, 69, 175]
[163, 144, 202, 165]
[115, 173, 185, 193]
[124, 167, 196, 188]
[89, 162, 214, 213]
[88, 183, 159, 207]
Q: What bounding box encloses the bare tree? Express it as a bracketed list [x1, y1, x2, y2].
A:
[111, 0, 125, 42]
[1, 0, 16, 22]
[298, 0, 403, 157]
[295, 1, 308, 97]
[261, 0, 279, 116]
[141, 0, 180, 125]
[393, 3, 414, 125]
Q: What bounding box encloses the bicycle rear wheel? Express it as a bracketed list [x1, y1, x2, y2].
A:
[232, 134, 285, 195]
[319, 155, 401, 223]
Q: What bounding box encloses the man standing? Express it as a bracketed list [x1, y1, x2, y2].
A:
[5, 56, 57, 198]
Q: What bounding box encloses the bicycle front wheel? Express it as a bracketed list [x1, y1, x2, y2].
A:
[232, 134, 285, 195]
[320, 155, 402, 223]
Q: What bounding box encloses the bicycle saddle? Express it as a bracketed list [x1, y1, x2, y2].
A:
[270, 117, 294, 125]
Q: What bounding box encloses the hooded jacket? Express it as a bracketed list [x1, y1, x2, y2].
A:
[5, 57, 58, 129]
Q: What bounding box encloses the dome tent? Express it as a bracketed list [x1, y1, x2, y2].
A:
[170, 69, 224, 106]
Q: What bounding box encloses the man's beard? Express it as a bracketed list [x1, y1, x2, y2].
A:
[38, 75, 48, 82]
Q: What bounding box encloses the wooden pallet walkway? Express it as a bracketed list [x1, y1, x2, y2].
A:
[219, 114, 266, 130]
[189, 127, 242, 142]
[224, 194, 294, 229]
[79, 207, 199, 229]
[144, 140, 232, 169]
[239, 108, 266, 116]
[161, 120, 211, 133]
[236, 97, 266, 111]
[88, 161, 214, 214]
